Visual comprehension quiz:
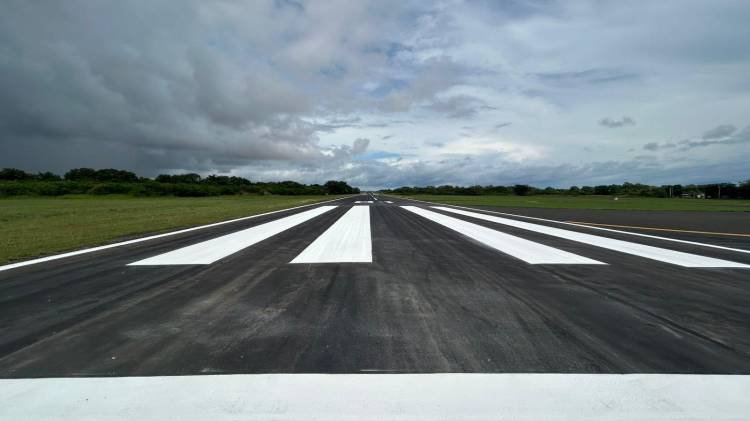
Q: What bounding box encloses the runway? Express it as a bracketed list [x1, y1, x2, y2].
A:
[1, 193, 749, 378]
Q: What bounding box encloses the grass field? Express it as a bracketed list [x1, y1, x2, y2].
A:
[0, 195, 345, 265]
[394, 194, 750, 212]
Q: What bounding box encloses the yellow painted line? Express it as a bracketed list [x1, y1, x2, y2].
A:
[565, 221, 750, 238]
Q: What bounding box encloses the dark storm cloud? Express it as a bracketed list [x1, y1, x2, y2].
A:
[702, 124, 737, 139]
[536, 68, 638, 86]
[642, 141, 676, 152]
[640, 124, 749, 153]
[493, 122, 512, 130]
[0, 1, 392, 175]
[2, 1, 750, 187]
[678, 125, 750, 150]
[599, 116, 636, 128]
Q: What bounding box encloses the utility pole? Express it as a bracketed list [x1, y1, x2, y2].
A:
[718, 184, 721, 199]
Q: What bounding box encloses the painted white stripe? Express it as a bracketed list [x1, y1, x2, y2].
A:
[129, 206, 336, 265]
[0, 197, 352, 273]
[402, 206, 603, 264]
[435, 206, 750, 268]
[2, 374, 748, 420]
[355, 201, 373, 204]
[291, 206, 372, 263]
[385, 201, 393, 204]
[397, 195, 750, 255]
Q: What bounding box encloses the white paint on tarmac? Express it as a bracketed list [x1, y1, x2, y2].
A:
[291, 206, 372, 263]
[2, 374, 748, 421]
[402, 196, 750, 255]
[385, 201, 394, 204]
[129, 206, 337, 265]
[434, 206, 750, 268]
[355, 201, 373, 204]
[0, 196, 352, 273]
[402, 206, 603, 264]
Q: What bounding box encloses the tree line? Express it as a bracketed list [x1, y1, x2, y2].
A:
[0, 168, 360, 197]
[381, 181, 750, 199]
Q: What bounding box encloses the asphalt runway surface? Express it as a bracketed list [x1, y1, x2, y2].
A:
[1, 194, 749, 378]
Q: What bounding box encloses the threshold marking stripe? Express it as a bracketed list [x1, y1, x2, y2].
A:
[400, 196, 750, 255]
[291, 206, 372, 263]
[402, 206, 603, 264]
[355, 201, 373, 204]
[566, 221, 750, 238]
[0, 196, 352, 273]
[435, 206, 750, 268]
[130, 206, 337, 265]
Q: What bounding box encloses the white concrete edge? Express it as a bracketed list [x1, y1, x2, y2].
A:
[1, 373, 748, 421]
[0, 195, 355, 273]
[391, 195, 750, 255]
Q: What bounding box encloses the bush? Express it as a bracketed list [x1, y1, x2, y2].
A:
[0, 168, 34, 180]
[1, 168, 361, 197]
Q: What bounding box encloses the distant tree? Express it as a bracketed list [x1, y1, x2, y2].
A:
[36, 171, 62, 181]
[93, 168, 138, 182]
[324, 180, 355, 195]
[739, 180, 750, 199]
[203, 175, 251, 186]
[64, 168, 98, 181]
[513, 184, 531, 196]
[0, 168, 33, 180]
[155, 173, 202, 184]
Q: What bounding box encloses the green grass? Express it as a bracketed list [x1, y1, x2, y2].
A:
[0, 194, 345, 265]
[393, 194, 750, 212]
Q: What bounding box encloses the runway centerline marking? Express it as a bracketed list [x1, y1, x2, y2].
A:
[291, 206, 372, 263]
[402, 206, 604, 264]
[355, 201, 373, 204]
[129, 206, 337, 265]
[435, 206, 750, 268]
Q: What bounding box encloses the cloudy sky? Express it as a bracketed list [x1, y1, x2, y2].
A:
[1, 1, 749, 189]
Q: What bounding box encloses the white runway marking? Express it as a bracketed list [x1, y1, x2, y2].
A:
[355, 201, 373, 204]
[129, 206, 337, 265]
[403, 196, 750, 255]
[3, 374, 748, 420]
[291, 206, 372, 263]
[0, 197, 352, 273]
[434, 206, 750, 268]
[385, 201, 393, 204]
[402, 206, 603, 264]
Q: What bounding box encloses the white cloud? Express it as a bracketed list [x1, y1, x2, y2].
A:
[1, 0, 749, 187]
